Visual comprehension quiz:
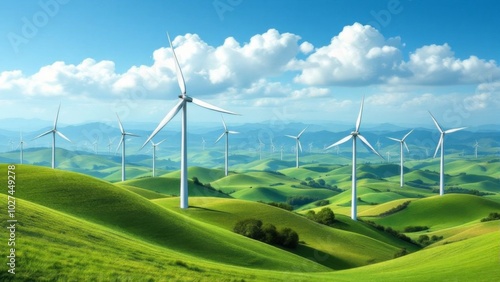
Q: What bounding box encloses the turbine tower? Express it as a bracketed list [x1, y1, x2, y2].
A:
[386, 151, 391, 162]
[151, 139, 167, 177]
[116, 114, 139, 182]
[33, 104, 71, 169]
[142, 33, 238, 209]
[429, 111, 466, 196]
[280, 145, 284, 161]
[215, 116, 239, 176]
[387, 129, 413, 187]
[326, 97, 383, 220]
[285, 127, 307, 168]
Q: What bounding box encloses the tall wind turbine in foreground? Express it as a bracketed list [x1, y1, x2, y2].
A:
[34, 104, 71, 169]
[151, 139, 167, 177]
[116, 114, 139, 182]
[142, 33, 238, 209]
[429, 111, 466, 196]
[285, 127, 307, 168]
[326, 97, 383, 220]
[215, 116, 239, 176]
[387, 129, 413, 187]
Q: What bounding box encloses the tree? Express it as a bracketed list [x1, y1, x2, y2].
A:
[316, 207, 335, 226]
[261, 223, 279, 244]
[233, 219, 264, 240]
[279, 227, 299, 248]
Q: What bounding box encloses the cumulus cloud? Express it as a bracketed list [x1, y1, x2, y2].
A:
[293, 23, 403, 86]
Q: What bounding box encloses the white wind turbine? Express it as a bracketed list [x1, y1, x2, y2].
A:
[17, 132, 26, 164]
[33, 104, 72, 169]
[258, 138, 265, 160]
[107, 137, 115, 154]
[151, 139, 167, 177]
[280, 145, 284, 161]
[116, 114, 139, 182]
[429, 111, 466, 196]
[92, 136, 99, 154]
[386, 151, 392, 162]
[387, 129, 413, 187]
[285, 127, 307, 168]
[215, 116, 239, 176]
[142, 33, 238, 209]
[473, 140, 479, 159]
[325, 97, 383, 220]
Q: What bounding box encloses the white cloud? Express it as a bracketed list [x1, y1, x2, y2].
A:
[463, 93, 491, 111]
[299, 41, 314, 54]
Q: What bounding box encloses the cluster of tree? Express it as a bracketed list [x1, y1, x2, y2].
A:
[480, 212, 500, 222]
[431, 187, 494, 196]
[233, 219, 299, 249]
[314, 199, 330, 207]
[192, 176, 228, 196]
[361, 220, 416, 245]
[378, 201, 411, 217]
[297, 177, 344, 192]
[286, 196, 319, 207]
[417, 234, 443, 246]
[259, 201, 294, 211]
[305, 207, 336, 226]
[403, 226, 429, 232]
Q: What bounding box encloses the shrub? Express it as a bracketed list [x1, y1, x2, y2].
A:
[261, 223, 279, 245]
[314, 199, 330, 207]
[233, 219, 264, 240]
[316, 207, 335, 226]
[262, 201, 294, 211]
[378, 201, 411, 217]
[286, 196, 319, 207]
[404, 226, 429, 232]
[417, 234, 443, 246]
[394, 248, 409, 258]
[480, 212, 500, 222]
[279, 228, 299, 248]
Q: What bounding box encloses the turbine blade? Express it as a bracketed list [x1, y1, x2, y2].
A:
[124, 132, 140, 137]
[428, 111, 443, 133]
[358, 134, 384, 159]
[355, 96, 364, 132]
[167, 33, 186, 95]
[191, 97, 239, 115]
[387, 137, 401, 142]
[402, 129, 414, 141]
[53, 103, 61, 130]
[157, 139, 167, 146]
[404, 141, 410, 153]
[228, 131, 239, 134]
[33, 130, 53, 140]
[444, 127, 467, 134]
[285, 135, 296, 139]
[298, 140, 303, 152]
[56, 131, 72, 143]
[221, 115, 227, 131]
[325, 135, 352, 150]
[215, 132, 225, 144]
[116, 136, 124, 152]
[142, 99, 184, 149]
[116, 113, 125, 134]
[433, 135, 443, 158]
[297, 126, 308, 138]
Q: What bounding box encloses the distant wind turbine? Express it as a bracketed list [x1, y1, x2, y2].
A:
[326, 97, 383, 220]
[92, 136, 99, 154]
[429, 111, 466, 196]
[473, 140, 479, 159]
[258, 138, 265, 160]
[116, 114, 139, 182]
[151, 139, 167, 177]
[280, 145, 284, 160]
[33, 104, 72, 169]
[17, 132, 25, 164]
[285, 127, 307, 168]
[107, 137, 115, 154]
[270, 137, 276, 153]
[387, 129, 413, 187]
[141, 33, 238, 209]
[386, 151, 392, 162]
[215, 116, 239, 176]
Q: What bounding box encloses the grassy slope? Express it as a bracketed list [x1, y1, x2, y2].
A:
[154, 197, 418, 270]
[0, 165, 328, 273]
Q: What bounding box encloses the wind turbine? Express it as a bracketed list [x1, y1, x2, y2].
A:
[92, 136, 99, 154]
[258, 138, 265, 160]
[33, 104, 71, 169]
[142, 33, 238, 209]
[429, 111, 466, 196]
[17, 132, 25, 164]
[107, 137, 115, 154]
[387, 129, 413, 187]
[116, 114, 139, 182]
[280, 145, 284, 160]
[386, 151, 392, 162]
[325, 97, 383, 220]
[308, 142, 313, 153]
[215, 116, 239, 176]
[270, 137, 276, 153]
[473, 140, 479, 159]
[151, 139, 167, 177]
[285, 127, 307, 168]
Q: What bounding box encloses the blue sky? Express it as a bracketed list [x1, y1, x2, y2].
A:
[1, 0, 499, 129]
